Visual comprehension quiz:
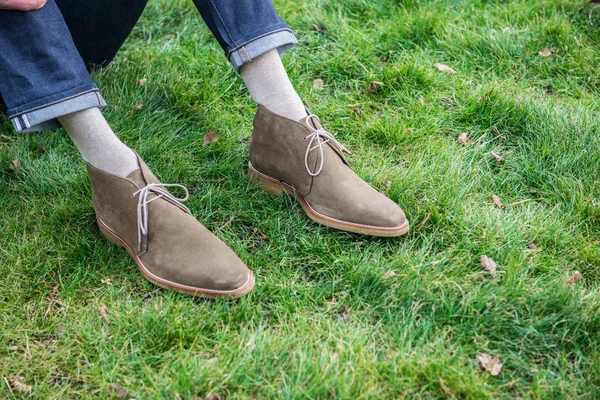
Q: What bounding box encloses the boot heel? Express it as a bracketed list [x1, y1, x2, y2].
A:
[98, 223, 124, 248]
[249, 168, 285, 196]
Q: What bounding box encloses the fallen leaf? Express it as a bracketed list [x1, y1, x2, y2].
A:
[8, 342, 18, 351]
[203, 130, 220, 146]
[310, 23, 325, 32]
[133, 104, 143, 111]
[383, 270, 396, 279]
[433, 63, 457, 74]
[11, 158, 19, 168]
[136, 78, 147, 87]
[457, 132, 470, 145]
[491, 151, 504, 164]
[10, 376, 32, 393]
[312, 78, 324, 89]
[101, 278, 113, 286]
[477, 353, 503, 376]
[37, 143, 46, 154]
[97, 304, 110, 324]
[348, 104, 362, 116]
[117, 388, 129, 398]
[567, 271, 581, 285]
[34, 339, 56, 347]
[528, 242, 537, 250]
[439, 377, 456, 399]
[538, 47, 552, 57]
[480, 88, 495, 101]
[492, 195, 503, 209]
[368, 81, 384, 92]
[418, 95, 425, 105]
[480, 255, 497, 277]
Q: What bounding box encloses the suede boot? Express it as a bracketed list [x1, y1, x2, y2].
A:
[248, 106, 409, 236]
[87, 154, 254, 298]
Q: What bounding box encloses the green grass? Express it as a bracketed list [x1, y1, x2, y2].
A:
[2, 0, 600, 398]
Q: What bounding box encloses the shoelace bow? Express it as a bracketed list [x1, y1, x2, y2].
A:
[303, 114, 349, 176]
[132, 183, 191, 252]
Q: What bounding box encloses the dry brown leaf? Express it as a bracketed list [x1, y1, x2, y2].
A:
[528, 242, 537, 250]
[136, 78, 147, 87]
[10, 376, 32, 393]
[98, 304, 110, 324]
[133, 104, 144, 111]
[538, 47, 552, 57]
[477, 353, 503, 376]
[310, 23, 324, 32]
[348, 104, 362, 116]
[457, 132, 470, 145]
[11, 158, 19, 168]
[203, 130, 220, 146]
[117, 388, 129, 398]
[313, 78, 324, 89]
[368, 81, 384, 92]
[491, 151, 504, 163]
[418, 95, 425, 105]
[383, 270, 396, 279]
[480, 88, 495, 101]
[480, 255, 497, 277]
[34, 339, 56, 347]
[433, 63, 457, 75]
[101, 278, 113, 286]
[568, 271, 581, 285]
[492, 195, 503, 209]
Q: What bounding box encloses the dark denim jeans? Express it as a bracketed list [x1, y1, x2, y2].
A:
[0, 0, 297, 133]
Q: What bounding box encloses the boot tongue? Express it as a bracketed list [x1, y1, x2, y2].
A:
[125, 153, 161, 189]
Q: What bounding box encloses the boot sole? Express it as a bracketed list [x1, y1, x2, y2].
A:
[248, 162, 410, 237]
[96, 217, 255, 299]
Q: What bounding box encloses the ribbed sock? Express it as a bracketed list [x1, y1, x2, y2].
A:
[58, 107, 138, 177]
[240, 49, 307, 121]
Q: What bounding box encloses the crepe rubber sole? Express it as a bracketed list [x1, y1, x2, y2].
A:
[96, 217, 255, 299]
[249, 162, 410, 237]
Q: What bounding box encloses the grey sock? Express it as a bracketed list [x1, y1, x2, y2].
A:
[240, 49, 307, 121]
[58, 107, 138, 177]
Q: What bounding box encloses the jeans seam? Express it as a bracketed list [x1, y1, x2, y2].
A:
[227, 27, 292, 57]
[207, 0, 239, 48]
[8, 88, 99, 118]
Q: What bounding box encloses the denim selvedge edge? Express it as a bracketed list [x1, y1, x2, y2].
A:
[228, 28, 298, 71]
[10, 89, 106, 133]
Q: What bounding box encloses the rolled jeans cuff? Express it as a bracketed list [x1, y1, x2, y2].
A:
[228, 28, 298, 72]
[9, 88, 107, 133]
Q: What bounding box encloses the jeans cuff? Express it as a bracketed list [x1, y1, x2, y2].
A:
[228, 29, 298, 72]
[9, 90, 107, 133]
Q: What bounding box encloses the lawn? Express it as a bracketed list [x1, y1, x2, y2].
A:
[2, 0, 600, 398]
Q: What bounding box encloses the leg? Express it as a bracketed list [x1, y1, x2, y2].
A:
[192, 0, 306, 121]
[193, 0, 410, 235]
[0, 2, 254, 297]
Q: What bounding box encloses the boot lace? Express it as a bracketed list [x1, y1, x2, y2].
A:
[304, 114, 349, 176]
[132, 183, 191, 252]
